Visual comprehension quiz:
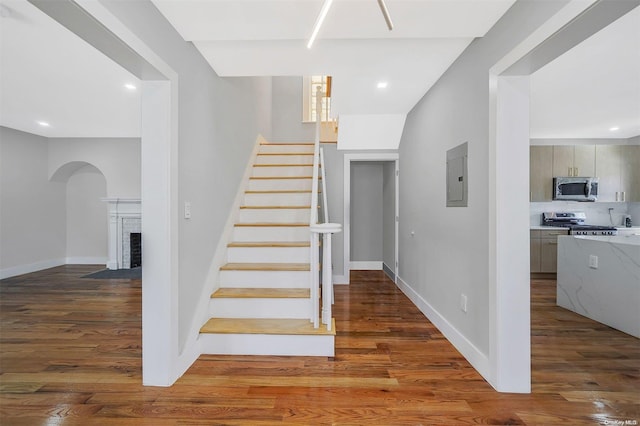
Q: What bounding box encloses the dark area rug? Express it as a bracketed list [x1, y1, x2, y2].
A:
[83, 267, 141, 279]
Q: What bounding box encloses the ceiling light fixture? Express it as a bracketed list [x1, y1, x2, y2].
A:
[307, 0, 393, 49]
[37, 121, 50, 127]
[124, 83, 137, 91]
[609, 126, 620, 132]
[377, 0, 394, 30]
[307, 0, 334, 49]
[377, 81, 388, 89]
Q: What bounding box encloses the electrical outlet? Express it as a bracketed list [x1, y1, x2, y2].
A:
[460, 294, 468, 313]
[589, 255, 598, 269]
[184, 202, 191, 219]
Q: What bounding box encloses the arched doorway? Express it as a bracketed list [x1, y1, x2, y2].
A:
[51, 161, 108, 265]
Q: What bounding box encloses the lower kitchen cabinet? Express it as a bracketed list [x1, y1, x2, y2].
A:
[530, 229, 569, 273]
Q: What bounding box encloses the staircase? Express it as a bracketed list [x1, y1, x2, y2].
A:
[199, 142, 336, 357]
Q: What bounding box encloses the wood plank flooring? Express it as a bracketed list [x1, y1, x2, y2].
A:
[1, 267, 639, 425]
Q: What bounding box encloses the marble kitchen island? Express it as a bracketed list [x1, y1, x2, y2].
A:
[557, 235, 640, 338]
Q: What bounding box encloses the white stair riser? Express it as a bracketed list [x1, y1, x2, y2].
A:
[233, 226, 310, 242]
[255, 155, 314, 165]
[260, 144, 314, 154]
[248, 179, 313, 191]
[200, 333, 334, 356]
[238, 208, 309, 223]
[219, 270, 309, 288]
[244, 192, 311, 206]
[252, 166, 314, 177]
[227, 246, 310, 263]
[209, 298, 310, 319]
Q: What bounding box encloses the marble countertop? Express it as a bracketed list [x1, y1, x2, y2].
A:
[530, 226, 568, 231]
[530, 226, 640, 232]
[572, 234, 640, 247]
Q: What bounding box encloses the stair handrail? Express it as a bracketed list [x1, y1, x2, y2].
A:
[309, 85, 341, 331]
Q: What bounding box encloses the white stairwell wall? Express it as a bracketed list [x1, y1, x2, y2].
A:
[199, 140, 335, 357]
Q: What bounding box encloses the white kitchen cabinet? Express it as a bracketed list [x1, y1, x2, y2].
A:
[552, 145, 595, 178]
[530, 229, 569, 273]
[530, 146, 553, 201]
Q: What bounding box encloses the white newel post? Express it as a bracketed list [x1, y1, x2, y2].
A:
[102, 198, 142, 270]
[310, 223, 342, 330]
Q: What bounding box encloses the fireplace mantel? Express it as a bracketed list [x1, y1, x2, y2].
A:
[102, 198, 141, 270]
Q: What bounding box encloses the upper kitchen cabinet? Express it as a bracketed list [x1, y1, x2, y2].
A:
[595, 145, 621, 202]
[552, 145, 595, 177]
[530, 146, 553, 201]
[595, 145, 640, 202]
[620, 145, 640, 202]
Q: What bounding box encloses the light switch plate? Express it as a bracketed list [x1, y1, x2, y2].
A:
[589, 255, 598, 269]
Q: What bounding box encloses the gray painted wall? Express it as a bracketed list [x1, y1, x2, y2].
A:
[0, 129, 141, 276]
[271, 76, 315, 142]
[398, 1, 569, 356]
[49, 137, 141, 198]
[350, 162, 383, 262]
[0, 127, 66, 273]
[382, 161, 396, 272]
[99, 0, 273, 352]
[65, 164, 107, 261]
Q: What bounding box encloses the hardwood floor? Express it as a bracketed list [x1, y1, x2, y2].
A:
[1, 267, 638, 425]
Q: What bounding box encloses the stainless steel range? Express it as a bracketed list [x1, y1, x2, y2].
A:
[542, 212, 617, 236]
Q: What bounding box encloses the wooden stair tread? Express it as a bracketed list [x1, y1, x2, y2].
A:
[245, 190, 315, 194]
[220, 262, 310, 271]
[228, 241, 310, 248]
[200, 318, 335, 336]
[249, 176, 320, 180]
[253, 164, 315, 167]
[260, 142, 314, 146]
[240, 205, 311, 209]
[234, 222, 308, 227]
[258, 153, 313, 156]
[212, 288, 310, 299]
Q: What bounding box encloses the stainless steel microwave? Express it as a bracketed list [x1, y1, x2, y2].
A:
[553, 177, 599, 202]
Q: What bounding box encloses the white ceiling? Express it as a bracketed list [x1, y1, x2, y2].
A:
[0, 0, 140, 138]
[530, 5, 640, 140]
[0, 0, 637, 140]
[151, 0, 516, 115]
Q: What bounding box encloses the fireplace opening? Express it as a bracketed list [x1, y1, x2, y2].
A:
[130, 232, 142, 268]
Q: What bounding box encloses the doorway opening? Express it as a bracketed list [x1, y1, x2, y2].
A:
[343, 154, 399, 283]
[489, 0, 636, 391]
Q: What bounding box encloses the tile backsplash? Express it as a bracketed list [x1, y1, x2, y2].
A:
[530, 201, 638, 226]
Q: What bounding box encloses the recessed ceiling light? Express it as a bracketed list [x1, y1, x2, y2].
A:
[37, 121, 50, 127]
[377, 81, 388, 89]
[609, 126, 620, 132]
[124, 83, 137, 91]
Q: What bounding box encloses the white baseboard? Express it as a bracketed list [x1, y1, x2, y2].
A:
[66, 257, 108, 265]
[333, 274, 349, 285]
[176, 338, 202, 383]
[0, 258, 66, 280]
[396, 275, 490, 381]
[382, 263, 395, 281]
[350, 261, 382, 270]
